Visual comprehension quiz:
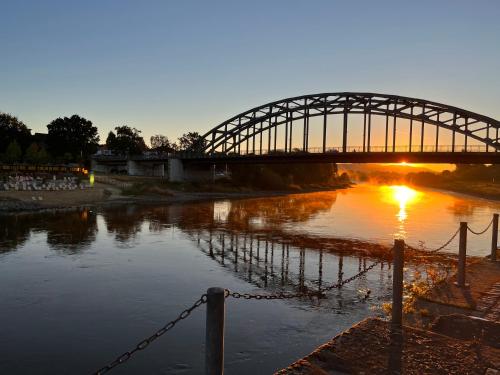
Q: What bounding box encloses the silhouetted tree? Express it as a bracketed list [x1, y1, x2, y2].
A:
[107, 126, 147, 155]
[3, 140, 22, 163]
[177, 132, 206, 151]
[46, 115, 99, 163]
[0, 112, 32, 155]
[24, 143, 49, 164]
[25, 143, 41, 163]
[230, 163, 340, 190]
[150, 134, 176, 152]
[105, 131, 117, 150]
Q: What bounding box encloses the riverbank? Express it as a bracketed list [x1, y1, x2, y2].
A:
[277, 254, 500, 374]
[410, 180, 500, 202]
[0, 176, 351, 213]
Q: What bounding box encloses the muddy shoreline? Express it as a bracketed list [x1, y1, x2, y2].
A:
[0, 184, 350, 215]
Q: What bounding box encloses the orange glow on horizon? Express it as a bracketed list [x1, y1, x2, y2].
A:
[380, 163, 455, 172]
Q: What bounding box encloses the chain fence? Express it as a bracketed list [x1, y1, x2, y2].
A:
[92, 258, 381, 374]
[226, 260, 381, 300]
[467, 218, 494, 235]
[406, 217, 495, 255]
[93, 294, 208, 375]
[405, 227, 460, 255]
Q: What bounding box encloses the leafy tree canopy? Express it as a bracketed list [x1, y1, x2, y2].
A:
[0, 112, 32, 154]
[24, 142, 50, 164]
[106, 126, 147, 155]
[46, 115, 99, 162]
[177, 132, 206, 151]
[3, 140, 22, 163]
[150, 134, 176, 153]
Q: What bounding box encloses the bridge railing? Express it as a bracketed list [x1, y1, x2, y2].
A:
[92, 144, 497, 162]
[179, 144, 494, 159]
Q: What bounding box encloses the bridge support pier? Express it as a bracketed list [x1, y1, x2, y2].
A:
[168, 158, 215, 182]
[168, 158, 185, 182]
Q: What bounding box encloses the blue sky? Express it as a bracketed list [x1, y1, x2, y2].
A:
[1, 0, 499, 144]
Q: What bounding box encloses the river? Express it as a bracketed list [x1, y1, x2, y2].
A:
[0, 183, 498, 374]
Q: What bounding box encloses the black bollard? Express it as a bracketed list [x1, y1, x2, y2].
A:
[456, 222, 468, 287]
[205, 287, 225, 375]
[392, 239, 404, 328]
[491, 214, 498, 262]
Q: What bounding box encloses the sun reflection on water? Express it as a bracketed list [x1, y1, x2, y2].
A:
[381, 185, 421, 238]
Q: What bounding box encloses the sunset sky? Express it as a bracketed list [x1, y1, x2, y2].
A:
[1, 0, 499, 152]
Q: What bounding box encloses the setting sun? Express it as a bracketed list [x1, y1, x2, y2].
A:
[380, 185, 421, 238]
[391, 185, 419, 208]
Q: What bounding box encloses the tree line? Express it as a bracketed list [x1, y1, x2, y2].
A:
[0, 112, 204, 166]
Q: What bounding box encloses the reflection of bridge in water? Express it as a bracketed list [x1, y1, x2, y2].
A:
[185, 227, 391, 301]
[0, 199, 395, 306]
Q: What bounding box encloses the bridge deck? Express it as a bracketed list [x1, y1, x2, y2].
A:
[182, 151, 500, 164]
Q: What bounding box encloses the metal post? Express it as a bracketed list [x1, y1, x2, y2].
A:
[420, 104, 425, 152]
[205, 287, 225, 375]
[392, 103, 397, 152]
[323, 97, 328, 153]
[435, 113, 440, 152]
[491, 214, 498, 261]
[285, 112, 289, 152]
[268, 114, 271, 154]
[363, 109, 367, 152]
[456, 222, 468, 287]
[385, 105, 389, 152]
[409, 105, 413, 152]
[392, 239, 404, 328]
[342, 96, 348, 152]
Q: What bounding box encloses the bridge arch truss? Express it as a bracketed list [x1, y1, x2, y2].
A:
[198, 93, 500, 156]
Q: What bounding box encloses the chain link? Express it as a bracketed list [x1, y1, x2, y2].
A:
[91, 257, 382, 373]
[467, 218, 494, 235]
[92, 294, 208, 375]
[407, 218, 494, 255]
[406, 227, 460, 254]
[226, 260, 381, 300]
[93, 261, 379, 374]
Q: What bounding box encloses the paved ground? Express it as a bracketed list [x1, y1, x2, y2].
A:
[411, 257, 500, 327]
[276, 318, 500, 375]
[477, 281, 500, 321]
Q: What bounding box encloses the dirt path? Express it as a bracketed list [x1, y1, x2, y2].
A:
[0, 187, 108, 211]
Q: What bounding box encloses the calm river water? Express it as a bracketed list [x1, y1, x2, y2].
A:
[1, 183, 499, 374]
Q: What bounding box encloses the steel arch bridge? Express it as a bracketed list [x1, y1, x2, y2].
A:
[184, 92, 500, 164]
